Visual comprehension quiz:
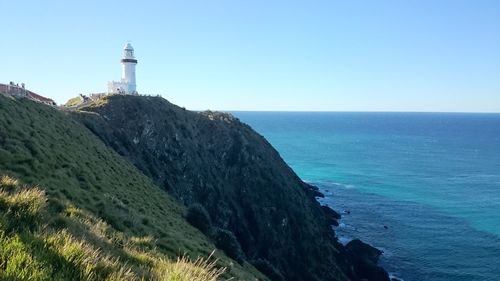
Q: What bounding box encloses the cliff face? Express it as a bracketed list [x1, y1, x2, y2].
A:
[75, 95, 387, 281]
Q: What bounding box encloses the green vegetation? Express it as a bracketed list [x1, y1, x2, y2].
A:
[65, 96, 82, 107]
[213, 228, 245, 265]
[251, 260, 284, 281]
[0, 175, 225, 280]
[0, 96, 266, 280]
[185, 204, 244, 265]
[186, 203, 213, 235]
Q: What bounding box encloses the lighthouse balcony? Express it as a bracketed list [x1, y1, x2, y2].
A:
[120, 58, 138, 63]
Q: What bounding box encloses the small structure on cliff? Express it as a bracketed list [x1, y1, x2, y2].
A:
[0, 82, 56, 106]
[107, 43, 138, 95]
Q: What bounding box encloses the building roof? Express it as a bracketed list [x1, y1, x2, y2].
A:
[0, 83, 56, 105]
[27, 91, 56, 104]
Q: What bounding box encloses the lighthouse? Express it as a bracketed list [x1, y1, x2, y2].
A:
[108, 43, 138, 95]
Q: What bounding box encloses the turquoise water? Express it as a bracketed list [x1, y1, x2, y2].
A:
[233, 112, 500, 281]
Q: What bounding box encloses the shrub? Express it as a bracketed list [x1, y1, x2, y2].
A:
[212, 228, 244, 264]
[141, 217, 150, 226]
[186, 203, 212, 234]
[251, 259, 285, 281]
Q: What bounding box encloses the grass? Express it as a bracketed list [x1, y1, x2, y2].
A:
[0, 175, 228, 280]
[65, 96, 82, 107]
[0, 95, 266, 280]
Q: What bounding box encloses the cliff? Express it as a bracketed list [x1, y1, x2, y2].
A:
[75, 95, 389, 281]
[0, 93, 389, 281]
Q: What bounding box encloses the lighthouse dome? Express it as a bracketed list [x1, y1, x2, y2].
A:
[124, 43, 134, 51]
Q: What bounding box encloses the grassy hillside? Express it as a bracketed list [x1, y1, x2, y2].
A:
[0, 175, 225, 280]
[0, 95, 266, 280]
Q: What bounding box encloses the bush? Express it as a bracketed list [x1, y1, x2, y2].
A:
[251, 259, 285, 281]
[186, 203, 212, 234]
[141, 217, 150, 226]
[212, 228, 244, 264]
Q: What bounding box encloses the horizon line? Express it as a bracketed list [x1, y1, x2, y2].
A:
[196, 109, 500, 114]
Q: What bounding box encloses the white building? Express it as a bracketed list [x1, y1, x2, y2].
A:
[107, 43, 138, 95]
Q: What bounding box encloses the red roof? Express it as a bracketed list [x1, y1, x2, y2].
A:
[27, 91, 56, 104]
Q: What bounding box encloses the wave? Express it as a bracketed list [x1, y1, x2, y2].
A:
[389, 274, 404, 281]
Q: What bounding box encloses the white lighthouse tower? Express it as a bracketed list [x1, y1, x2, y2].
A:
[108, 43, 138, 95]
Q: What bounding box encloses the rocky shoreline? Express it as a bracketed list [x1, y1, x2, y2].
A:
[311, 183, 392, 281]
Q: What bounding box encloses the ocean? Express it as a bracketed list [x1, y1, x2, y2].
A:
[232, 112, 500, 281]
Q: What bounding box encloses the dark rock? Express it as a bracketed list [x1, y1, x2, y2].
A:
[321, 205, 341, 226]
[307, 183, 325, 198]
[345, 239, 391, 281]
[347, 239, 382, 264]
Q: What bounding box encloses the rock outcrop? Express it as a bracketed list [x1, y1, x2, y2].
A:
[345, 239, 390, 281]
[321, 205, 342, 227]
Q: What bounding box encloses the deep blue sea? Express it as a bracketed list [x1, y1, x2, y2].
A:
[233, 112, 500, 281]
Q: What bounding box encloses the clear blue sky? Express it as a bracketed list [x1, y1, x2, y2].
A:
[1, 0, 499, 112]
